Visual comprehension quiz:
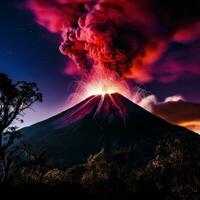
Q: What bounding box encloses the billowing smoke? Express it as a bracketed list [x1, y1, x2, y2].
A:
[26, 0, 200, 82]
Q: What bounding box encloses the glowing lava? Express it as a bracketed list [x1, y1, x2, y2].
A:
[65, 68, 136, 108]
[78, 73, 131, 98]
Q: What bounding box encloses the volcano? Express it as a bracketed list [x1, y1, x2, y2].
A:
[21, 93, 190, 167]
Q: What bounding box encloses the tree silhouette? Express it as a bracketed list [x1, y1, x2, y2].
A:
[0, 73, 42, 182]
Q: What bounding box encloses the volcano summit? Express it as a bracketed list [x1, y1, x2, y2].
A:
[21, 93, 194, 167]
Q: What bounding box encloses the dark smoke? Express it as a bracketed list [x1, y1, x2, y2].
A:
[26, 0, 200, 82]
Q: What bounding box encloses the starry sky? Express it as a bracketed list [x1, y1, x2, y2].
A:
[1, 0, 200, 128]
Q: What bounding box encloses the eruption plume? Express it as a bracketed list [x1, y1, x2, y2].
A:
[26, 0, 200, 83]
[64, 67, 143, 108]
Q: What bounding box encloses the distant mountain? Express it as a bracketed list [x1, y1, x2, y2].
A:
[21, 93, 193, 167]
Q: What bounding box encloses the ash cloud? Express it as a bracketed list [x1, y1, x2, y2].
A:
[26, 0, 200, 82]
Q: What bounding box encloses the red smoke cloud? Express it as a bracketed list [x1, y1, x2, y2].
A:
[173, 22, 200, 43]
[153, 41, 200, 83]
[26, 0, 86, 32]
[26, 0, 200, 83]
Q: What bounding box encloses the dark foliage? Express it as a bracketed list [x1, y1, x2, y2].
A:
[0, 73, 42, 182]
[1, 130, 199, 200]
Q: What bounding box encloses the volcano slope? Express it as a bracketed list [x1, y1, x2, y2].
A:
[21, 93, 196, 167]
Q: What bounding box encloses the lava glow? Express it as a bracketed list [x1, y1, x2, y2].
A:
[65, 68, 137, 109]
[79, 73, 131, 98]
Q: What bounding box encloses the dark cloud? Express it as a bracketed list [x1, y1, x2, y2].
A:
[152, 100, 200, 125]
[153, 100, 200, 134]
[139, 94, 200, 134]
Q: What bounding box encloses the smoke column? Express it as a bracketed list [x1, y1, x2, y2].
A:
[26, 0, 200, 83]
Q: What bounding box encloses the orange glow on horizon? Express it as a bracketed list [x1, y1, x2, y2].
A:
[179, 121, 200, 134]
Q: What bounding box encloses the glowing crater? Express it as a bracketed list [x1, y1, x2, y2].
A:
[65, 67, 138, 109]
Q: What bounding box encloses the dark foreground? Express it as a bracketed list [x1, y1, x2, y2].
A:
[1, 130, 200, 200]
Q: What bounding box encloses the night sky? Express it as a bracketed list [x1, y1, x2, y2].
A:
[1, 0, 200, 127]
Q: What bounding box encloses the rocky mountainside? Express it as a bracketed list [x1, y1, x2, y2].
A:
[21, 93, 192, 167]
